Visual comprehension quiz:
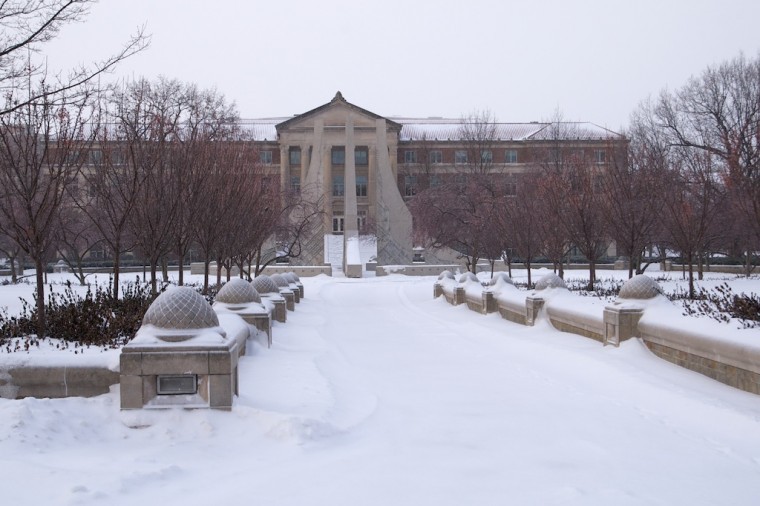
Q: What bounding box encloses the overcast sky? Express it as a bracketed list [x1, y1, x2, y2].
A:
[41, 0, 760, 131]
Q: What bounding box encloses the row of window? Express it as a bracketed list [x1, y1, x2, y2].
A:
[403, 149, 516, 165]
[264, 147, 371, 167]
[402, 174, 519, 197]
[331, 211, 368, 234]
[329, 175, 368, 197]
[401, 148, 607, 165]
[269, 147, 607, 166]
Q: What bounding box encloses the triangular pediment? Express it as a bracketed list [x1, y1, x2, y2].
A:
[276, 92, 402, 133]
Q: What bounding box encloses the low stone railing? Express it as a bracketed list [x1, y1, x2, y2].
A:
[0, 363, 119, 399]
[434, 272, 760, 395]
[1, 273, 307, 402]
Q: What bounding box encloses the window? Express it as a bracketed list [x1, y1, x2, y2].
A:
[260, 150, 273, 165]
[290, 176, 301, 194]
[428, 150, 442, 164]
[454, 173, 467, 186]
[481, 150, 492, 163]
[89, 150, 103, 165]
[289, 147, 301, 166]
[505, 182, 517, 196]
[455, 150, 468, 164]
[332, 174, 345, 196]
[506, 149, 518, 163]
[404, 150, 417, 164]
[430, 174, 441, 188]
[355, 147, 368, 166]
[332, 147, 345, 165]
[404, 175, 417, 196]
[332, 215, 344, 234]
[356, 175, 368, 197]
[594, 149, 606, 163]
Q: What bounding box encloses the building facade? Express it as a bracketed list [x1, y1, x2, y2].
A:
[246, 92, 625, 274]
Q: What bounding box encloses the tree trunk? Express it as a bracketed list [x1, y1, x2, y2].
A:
[203, 258, 210, 295]
[150, 260, 158, 296]
[687, 251, 695, 299]
[526, 259, 532, 287]
[35, 258, 46, 337]
[588, 261, 596, 291]
[177, 249, 185, 286]
[112, 240, 121, 300]
[9, 255, 18, 283]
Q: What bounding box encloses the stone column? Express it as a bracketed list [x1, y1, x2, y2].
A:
[279, 145, 288, 190]
[343, 116, 362, 277]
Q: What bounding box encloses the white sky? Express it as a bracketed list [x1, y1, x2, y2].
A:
[39, 0, 760, 131]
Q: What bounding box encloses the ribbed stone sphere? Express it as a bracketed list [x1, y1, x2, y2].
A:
[619, 274, 663, 300]
[489, 272, 514, 286]
[216, 278, 261, 304]
[283, 273, 298, 284]
[438, 270, 455, 280]
[142, 286, 219, 330]
[459, 272, 479, 283]
[535, 273, 567, 290]
[288, 272, 300, 282]
[271, 273, 289, 288]
[252, 275, 280, 294]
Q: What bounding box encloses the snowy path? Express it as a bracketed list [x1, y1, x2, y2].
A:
[2, 274, 760, 505]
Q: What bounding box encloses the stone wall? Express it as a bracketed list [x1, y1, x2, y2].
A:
[0, 365, 119, 399]
[433, 276, 760, 396]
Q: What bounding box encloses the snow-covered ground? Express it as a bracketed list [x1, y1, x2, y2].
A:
[1, 271, 760, 505]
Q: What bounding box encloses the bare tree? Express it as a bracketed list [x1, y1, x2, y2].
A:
[661, 148, 724, 298]
[409, 110, 502, 273]
[502, 174, 542, 286]
[0, 231, 23, 283]
[653, 53, 760, 274]
[173, 84, 239, 285]
[0, 0, 148, 116]
[116, 77, 185, 295]
[602, 118, 666, 277]
[53, 197, 100, 284]
[0, 85, 95, 336]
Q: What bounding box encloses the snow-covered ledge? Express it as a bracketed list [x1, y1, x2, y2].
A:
[636, 298, 760, 395]
[434, 272, 760, 395]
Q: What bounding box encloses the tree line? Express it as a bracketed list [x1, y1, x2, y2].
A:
[409, 53, 760, 297]
[0, 2, 321, 338]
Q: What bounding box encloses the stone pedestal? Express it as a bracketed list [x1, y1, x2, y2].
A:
[454, 286, 465, 306]
[120, 340, 239, 410]
[482, 291, 497, 314]
[262, 295, 287, 323]
[526, 296, 545, 326]
[280, 289, 296, 311]
[603, 304, 644, 347]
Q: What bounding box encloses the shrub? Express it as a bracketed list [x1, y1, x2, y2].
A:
[0, 278, 158, 349]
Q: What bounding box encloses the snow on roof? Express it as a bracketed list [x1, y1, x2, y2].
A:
[238, 117, 623, 142]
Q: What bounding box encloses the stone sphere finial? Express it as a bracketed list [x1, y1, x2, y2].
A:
[535, 273, 567, 290]
[438, 270, 455, 280]
[252, 275, 280, 294]
[459, 272, 479, 283]
[142, 286, 219, 331]
[618, 274, 663, 300]
[489, 272, 514, 286]
[271, 273, 290, 288]
[216, 278, 261, 304]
